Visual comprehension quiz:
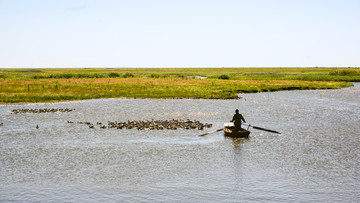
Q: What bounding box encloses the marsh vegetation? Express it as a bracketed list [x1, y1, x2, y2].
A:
[0, 68, 358, 103]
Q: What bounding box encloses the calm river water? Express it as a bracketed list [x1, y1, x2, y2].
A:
[1, 84, 359, 202]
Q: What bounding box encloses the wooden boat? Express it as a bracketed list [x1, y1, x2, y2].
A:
[223, 123, 250, 138]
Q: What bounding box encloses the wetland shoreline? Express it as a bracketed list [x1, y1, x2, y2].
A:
[1, 68, 358, 103]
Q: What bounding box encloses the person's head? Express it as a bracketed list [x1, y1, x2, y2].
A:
[235, 109, 239, 114]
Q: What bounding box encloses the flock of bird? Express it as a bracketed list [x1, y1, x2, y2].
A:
[3, 108, 213, 131]
[68, 119, 212, 130]
[11, 108, 75, 114]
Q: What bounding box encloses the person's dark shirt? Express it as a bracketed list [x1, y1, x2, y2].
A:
[231, 113, 246, 127]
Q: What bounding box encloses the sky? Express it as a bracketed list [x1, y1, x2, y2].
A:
[0, 0, 359, 68]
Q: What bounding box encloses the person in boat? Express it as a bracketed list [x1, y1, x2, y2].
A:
[231, 109, 246, 131]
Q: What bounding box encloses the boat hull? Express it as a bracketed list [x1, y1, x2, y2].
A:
[223, 126, 250, 138]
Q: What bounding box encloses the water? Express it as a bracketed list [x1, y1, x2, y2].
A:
[1, 84, 359, 202]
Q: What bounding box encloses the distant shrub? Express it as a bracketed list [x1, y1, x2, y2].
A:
[92, 73, 104, 78]
[32, 73, 107, 79]
[178, 74, 186, 79]
[218, 74, 230, 80]
[123, 73, 135, 78]
[58, 73, 74, 79]
[329, 70, 359, 76]
[109, 72, 120, 78]
[16, 69, 43, 73]
[150, 73, 160, 78]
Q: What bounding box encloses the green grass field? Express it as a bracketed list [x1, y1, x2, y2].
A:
[0, 68, 358, 103]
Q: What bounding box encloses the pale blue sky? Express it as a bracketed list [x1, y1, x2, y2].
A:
[0, 0, 359, 68]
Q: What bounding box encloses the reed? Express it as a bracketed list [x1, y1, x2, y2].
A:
[0, 76, 353, 103]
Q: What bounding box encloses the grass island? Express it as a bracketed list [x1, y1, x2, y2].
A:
[0, 67, 359, 103]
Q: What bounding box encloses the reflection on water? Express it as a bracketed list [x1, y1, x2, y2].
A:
[1, 83, 359, 202]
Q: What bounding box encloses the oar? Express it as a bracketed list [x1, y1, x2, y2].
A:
[243, 123, 281, 134]
[198, 128, 223, 136]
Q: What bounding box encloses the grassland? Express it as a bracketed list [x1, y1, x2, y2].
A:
[0, 68, 358, 103]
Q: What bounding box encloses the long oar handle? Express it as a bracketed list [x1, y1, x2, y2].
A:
[252, 126, 281, 134]
[243, 123, 281, 134]
[199, 128, 223, 136]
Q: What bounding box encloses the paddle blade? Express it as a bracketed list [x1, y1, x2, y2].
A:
[199, 128, 223, 136]
[252, 126, 281, 134]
